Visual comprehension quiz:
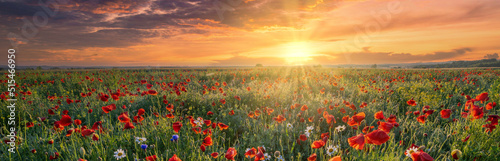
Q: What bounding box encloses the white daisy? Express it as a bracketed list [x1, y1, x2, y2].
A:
[276, 155, 285, 161]
[287, 123, 293, 129]
[326, 145, 340, 156]
[405, 147, 419, 157]
[114, 149, 126, 160]
[135, 137, 146, 144]
[335, 125, 346, 132]
[305, 126, 314, 137]
[193, 117, 204, 127]
[264, 153, 271, 160]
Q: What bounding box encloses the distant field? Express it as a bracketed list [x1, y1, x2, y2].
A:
[1, 67, 499, 161]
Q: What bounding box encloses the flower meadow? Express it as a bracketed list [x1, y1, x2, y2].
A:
[1, 67, 499, 161]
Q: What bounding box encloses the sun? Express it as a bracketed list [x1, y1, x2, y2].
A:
[283, 41, 313, 65]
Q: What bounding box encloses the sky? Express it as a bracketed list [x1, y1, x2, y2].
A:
[1, 0, 500, 66]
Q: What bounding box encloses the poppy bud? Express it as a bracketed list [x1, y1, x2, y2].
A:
[79, 147, 86, 156]
[451, 149, 462, 160]
[274, 151, 281, 158]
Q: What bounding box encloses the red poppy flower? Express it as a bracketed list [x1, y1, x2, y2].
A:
[66, 98, 73, 104]
[145, 155, 158, 161]
[416, 115, 427, 124]
[423, 110, 434, 116]
[48, 109, 55, 115]
[218, 123, 229, 130]
[138, 108, 145, 116]
[461, 112, 469, 118]
[255, 148, 265, 160]
[81, 129, 95, 137]
[378, 122, 394, 133]
[147, 90, 158, 95]
[321, 132, 330, 140]
[245, 148, 257, 158]
[301, 105, 308, 111]
[65, 129, 74, 137]
[347, 112, 365, 126]
[323, 111, 336, 124]
[49, 152, 59, 160]
[374, 111, 385, 120]
[407, 99, 417, 106]
[118, 112, 131, 123]
[204, 120, 212, 126]
[308, 153, 317, 161]
[487, 115, 500, 125]
[365, 130, 390, 145]
[475, 92, 489, 103]
[168, 154, 181, 161]
[220, 98, 226, 104]
[329, 156, 341, 161]
[348, 133, 365, 150]
[133, 115, 144, 123]
[273, 115, 286, 123]
[200, 144, 206, 152]
[123, 122, 135, 130]
[229, 110, 235, 115]
[225, 147, 237, 160]
[471, 105, 484, 120]
[362, 126, 375, 133]
[342, 116, 349, 123]
[311, 140, 326, 149]
[166, 113, 175, 119]
[440, 109, 451, 119]
[101, 104, 116, 113]
[483, 123, 496, 133]
[99, 94, 109, 102]
[173, 122, 182, 133]
[26, 122, 34, 128]
[74, 119, 82, 125]
[92, 133, 99, 141]
[486, 102, 496, 110]
[308, 116, 314, 122]
[202, 136, 213, 146]
[211, 152, 219, 158]
[411, 151, 434, 161]
[53, 121, 64, 131]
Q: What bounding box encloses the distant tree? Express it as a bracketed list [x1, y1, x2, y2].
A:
[313, 64, 322, 68]
[255, 64, 263, 67]
[36, 66, 42, 70]
[371, 64, 377, 68]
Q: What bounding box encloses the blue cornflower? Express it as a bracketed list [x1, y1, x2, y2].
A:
[140, 144, 148, 150]
[170, 134, 179, 142]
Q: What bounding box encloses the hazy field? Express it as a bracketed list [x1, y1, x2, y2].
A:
[1, 67, 499, 161]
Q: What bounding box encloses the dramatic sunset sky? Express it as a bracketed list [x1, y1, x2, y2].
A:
[1, 0, 500, 66]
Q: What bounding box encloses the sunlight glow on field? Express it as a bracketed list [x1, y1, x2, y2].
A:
[284, 41, 313, 65]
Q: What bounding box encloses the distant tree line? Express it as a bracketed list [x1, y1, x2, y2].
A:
[414, 59, 500, 68]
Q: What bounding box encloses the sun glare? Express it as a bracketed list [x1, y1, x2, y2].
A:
[284, 42, 313, 65]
